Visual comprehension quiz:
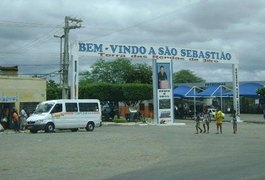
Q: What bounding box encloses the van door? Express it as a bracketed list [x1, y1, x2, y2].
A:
[50, 103, 64, 128]
[65, 102, 79, 128]
[79, 102, 101, 127]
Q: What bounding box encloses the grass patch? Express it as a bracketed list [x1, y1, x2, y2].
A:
[113, 118, 127, 123]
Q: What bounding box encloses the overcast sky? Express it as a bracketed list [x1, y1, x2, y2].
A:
[1, 0, 265, 83]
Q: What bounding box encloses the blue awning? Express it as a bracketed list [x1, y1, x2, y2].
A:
[173, 86, 200, 97]
[174, 83, 263, 98]
[198, 85, 231, 97]
[173, 86, 192, 97]
[225, 82, 263, 97]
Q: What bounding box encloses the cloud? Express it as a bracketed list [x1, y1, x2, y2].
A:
[0, 0, 265, 83]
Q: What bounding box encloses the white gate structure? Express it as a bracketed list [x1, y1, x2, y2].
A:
[70, 42, 239, 124]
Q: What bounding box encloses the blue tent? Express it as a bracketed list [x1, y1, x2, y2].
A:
[174, 83, 263, 98]
[239, 82, 262, 96]
[224, 82, 263, 97]
[173, 86, 192, 97]
[173, 86, 200, 97]
[240, 82, 263, 96]
[198, 85, 231, 97]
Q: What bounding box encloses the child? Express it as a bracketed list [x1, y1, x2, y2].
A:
[232, 110, 237, 134]
[195, 114, 203, 134]
[202, 109, 211, 133]
[215, 107, 223, 134]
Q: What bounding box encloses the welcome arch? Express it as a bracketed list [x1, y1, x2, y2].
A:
[70, 42, 239, 124]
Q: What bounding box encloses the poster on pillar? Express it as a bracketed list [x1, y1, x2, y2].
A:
[156, 60, 174, 124]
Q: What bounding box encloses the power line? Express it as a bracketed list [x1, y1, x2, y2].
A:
[82, 8, 181, 41]
[0, 20, 62, 28]
[2, 64, 59, 66]
[0, 20, 64, 58]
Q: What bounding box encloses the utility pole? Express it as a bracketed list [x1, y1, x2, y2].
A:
[62, 16, 82, 99]
[54, 34, 64, 87]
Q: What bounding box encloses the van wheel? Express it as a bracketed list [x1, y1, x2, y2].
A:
[30, 130, 38, 133]
[71, 128, 78, 132]
[45, 123, 55, 133]
[86, 122, 95, 131]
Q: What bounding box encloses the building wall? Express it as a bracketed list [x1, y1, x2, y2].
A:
[0, 76, 46, 110]
[0, 76, 46, 129]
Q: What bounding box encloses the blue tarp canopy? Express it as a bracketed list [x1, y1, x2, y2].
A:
[174, 83, 263, 98]
[225, 82, 263, 97]
[173, 86, 200, 97]
[173, 86, 191, 97]
[198, 85, 231, 97]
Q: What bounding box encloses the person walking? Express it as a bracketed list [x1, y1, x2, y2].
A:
[195, 114, 203, 134]
[20, 107, 28, 130]
[12, 109, 20, 133]
[215, 106, 223, 134]
[202, 109, 211, 133]
[232, 110, 237, 134]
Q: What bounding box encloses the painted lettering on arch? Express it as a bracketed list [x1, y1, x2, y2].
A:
[78, 42, 237, 64]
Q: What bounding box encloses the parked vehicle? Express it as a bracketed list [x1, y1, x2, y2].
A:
[26, 99, 102, 133]
[102, 105, 115, 121]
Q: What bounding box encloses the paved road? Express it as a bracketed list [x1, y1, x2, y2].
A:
[175, 113, 265, 124]
[238, 113, 265, 123]
[1, 120, 265, 180]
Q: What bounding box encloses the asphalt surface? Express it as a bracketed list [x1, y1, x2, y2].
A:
[0, 114, 265, 180]
[236, 113, 265, 123]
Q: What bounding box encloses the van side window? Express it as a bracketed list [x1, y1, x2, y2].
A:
[79, 103, 99, 112]
[66, 103, 78, 112]
[51, 104, 62, 113]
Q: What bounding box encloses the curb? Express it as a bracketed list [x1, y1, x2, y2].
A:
[102, 122, 186, 126]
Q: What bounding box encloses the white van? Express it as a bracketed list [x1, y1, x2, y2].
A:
[26, 99, 102, 133]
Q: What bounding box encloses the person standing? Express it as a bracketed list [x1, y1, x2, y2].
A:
[263, 108, 265, 120]
[195, 114, 203, 134]
[202, 109, 210, 133]
[12, 109, 20, 133]
[215, 107, 223, 134]
[20, 107, 28, 130]
[232, 110, 237, 134]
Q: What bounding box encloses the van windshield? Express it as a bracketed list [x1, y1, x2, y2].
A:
[34, 102, 55, 114]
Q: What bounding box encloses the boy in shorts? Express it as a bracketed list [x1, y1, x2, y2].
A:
[195, 114, 203, 134]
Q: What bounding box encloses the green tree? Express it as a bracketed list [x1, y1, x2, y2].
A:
[257, 87, 265, 96]
[46, 80, 61, 100]
[173, 69, 205, 83]
[79, 83, 152, 118]
[79, 83, 152, 105]
[125, 63, 152, 84]
[79, 83, 123, 102]
[79, 58, 152, 84]
[121, 83, 153, 106]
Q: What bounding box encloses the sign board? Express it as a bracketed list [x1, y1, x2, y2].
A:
[78, 42, 238, 64]
[71, 42, 240, 123]
[0, 96, 18, 102]
[156, 61, 174, 124]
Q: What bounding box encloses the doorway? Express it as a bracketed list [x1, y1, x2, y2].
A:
[0, 103, 15, 129]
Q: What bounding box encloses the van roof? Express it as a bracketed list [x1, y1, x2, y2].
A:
[41, 99, 100, 103]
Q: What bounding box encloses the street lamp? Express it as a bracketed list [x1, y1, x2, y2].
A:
[54, 34, 65, 87]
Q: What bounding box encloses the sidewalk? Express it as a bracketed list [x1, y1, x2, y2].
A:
[1, 114, 264, 134]
[238, 114, 265, 123]
[103, 114, 265, 126]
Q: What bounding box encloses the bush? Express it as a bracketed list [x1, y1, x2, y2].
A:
[113, 118, 127, 123]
